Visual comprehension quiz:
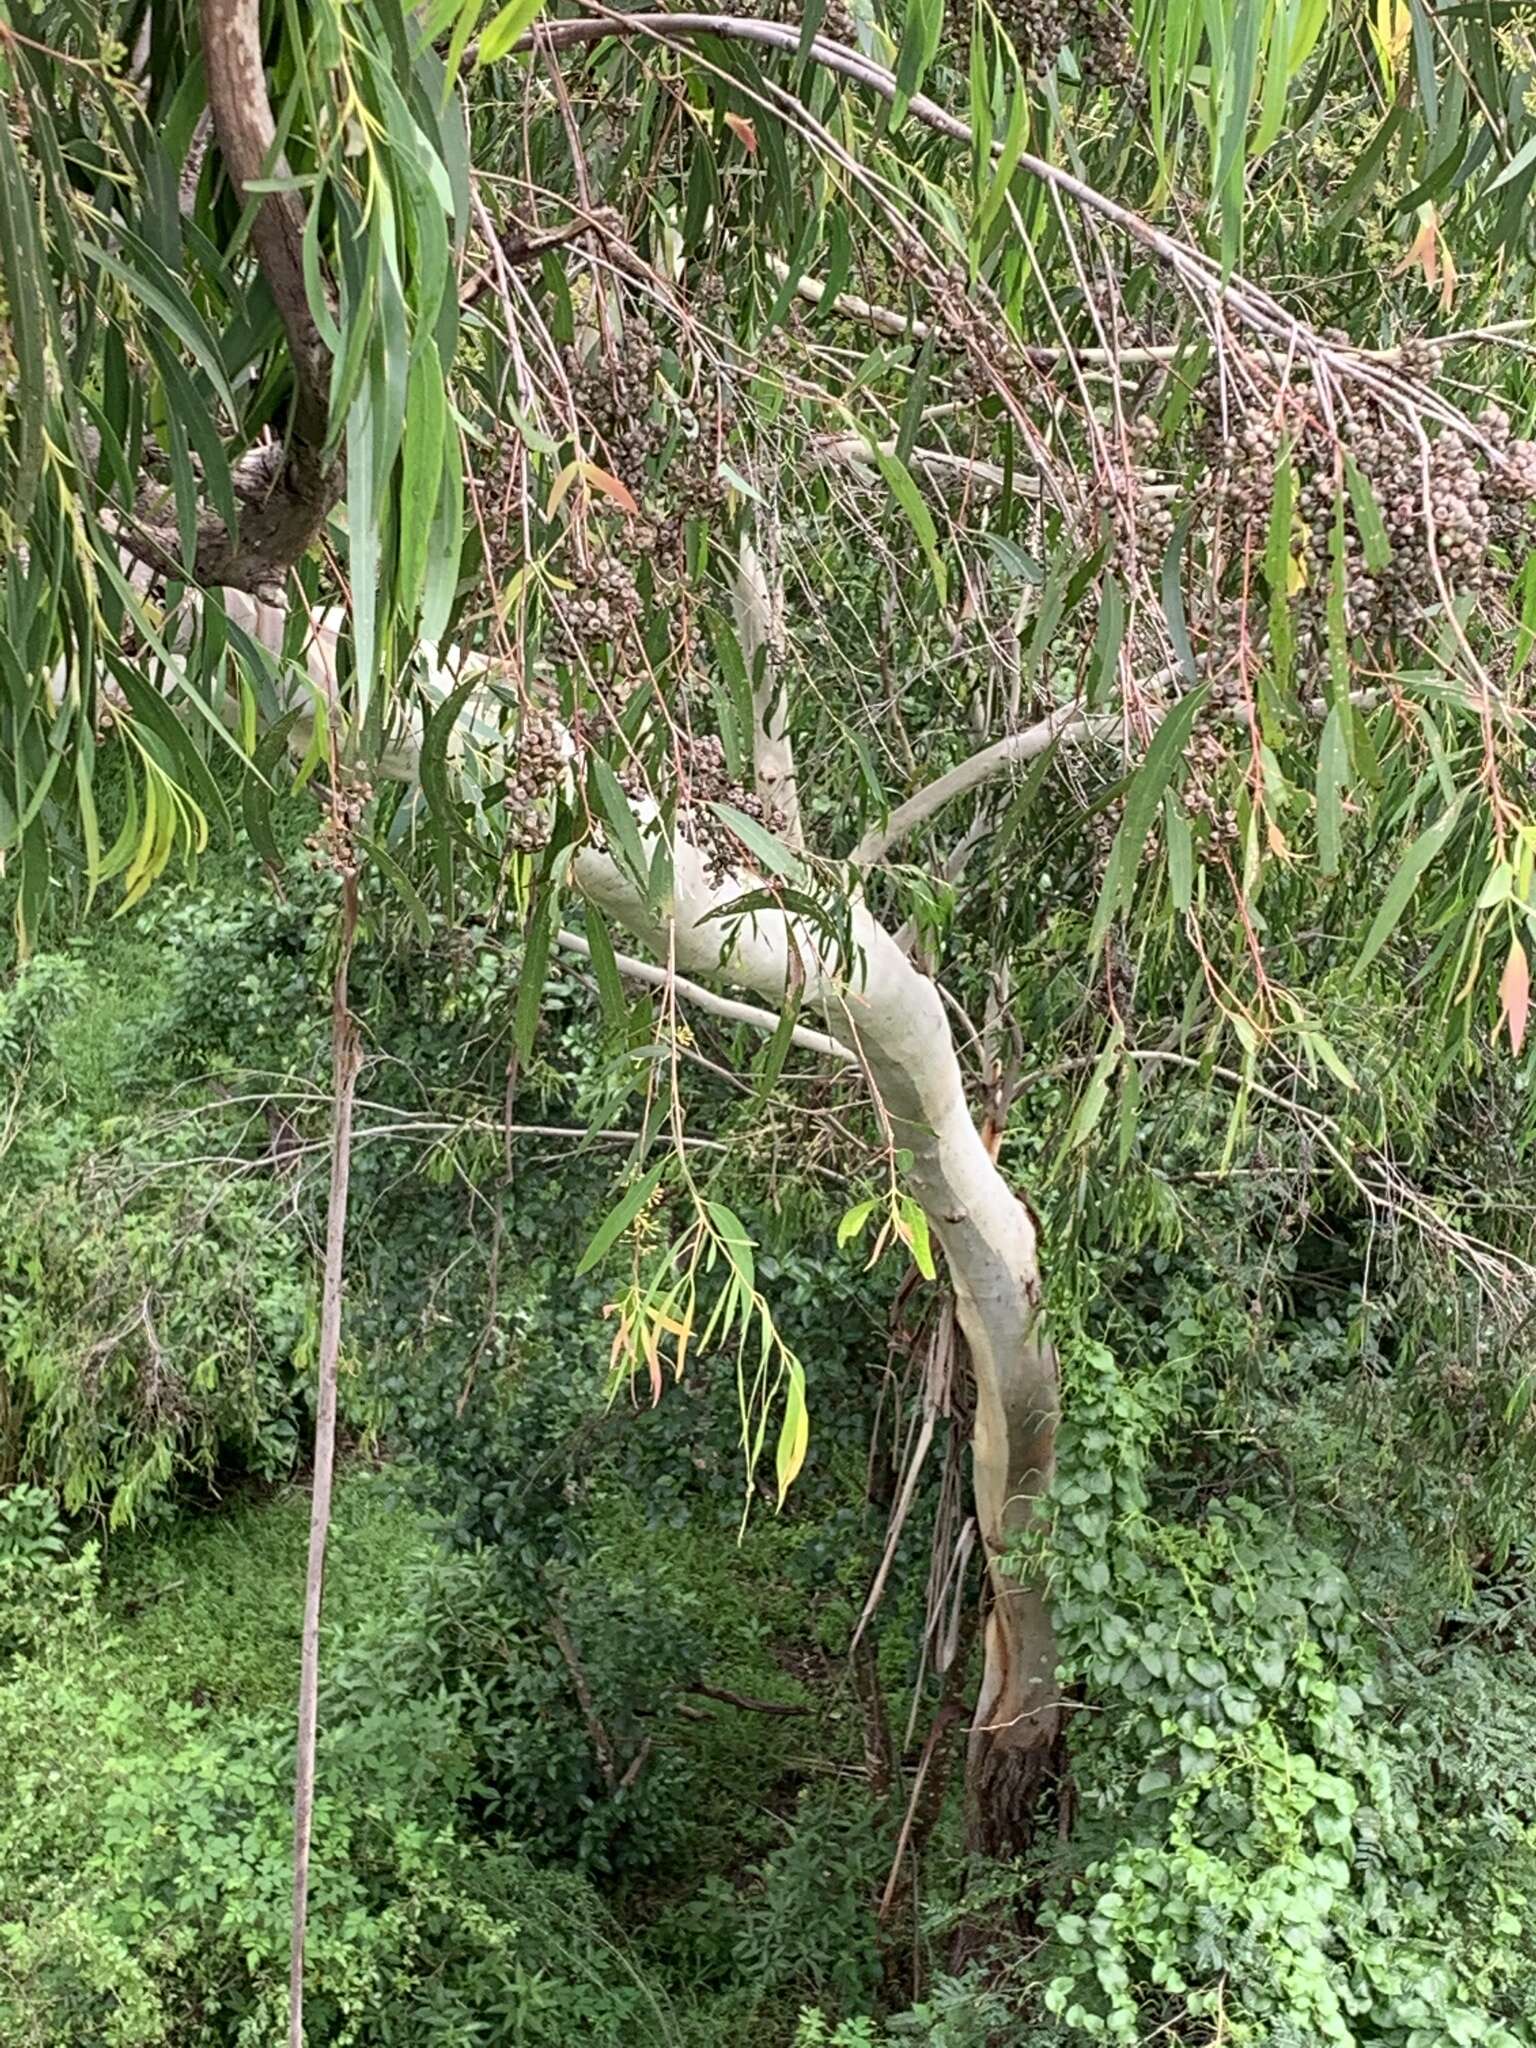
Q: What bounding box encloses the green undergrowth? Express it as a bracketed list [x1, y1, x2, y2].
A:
[96, 1473, 432, 1714]
[0, 1452, 910, 2046]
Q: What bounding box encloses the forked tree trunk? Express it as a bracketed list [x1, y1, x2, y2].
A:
[573, 831, 1062, 1853]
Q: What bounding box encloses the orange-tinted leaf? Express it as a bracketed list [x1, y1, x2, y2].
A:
[581, 460, 640, 515]
[545, 458, 582, 520]
[1393, 212, 1438, 290]
[1500, 937, 1530, 1055]
[724, 112, 758, 154]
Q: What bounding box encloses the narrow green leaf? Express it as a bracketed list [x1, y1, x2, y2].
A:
[1315, 702, 1348, 878]
[1159, 509, 1198, 684]
[82, 242, 238, 417]
[1069, 1033, 1123, 1150]
[477, 0, 549, 64]
[978, 71, 1027, 243]
[1344, 455, 1391, 573]
[901, 1196, 936, 1281]
[709, 801, 803, 879]
[575, 1160, 667, 1275]
[240, 707, 305, 868]
[750, 996, 800, 1110]
[420, 669, 485, 838]
[1164, 789, 1193, 913]
[1513, 547, 1536, 673]
[421, 418, 464, 647]
[869, 443, 947, 605]
[582, 909, 632, 1038]
[1355, 800, 1465, 974]
[775, 1356, 809, 1503]
[513, 893, 553, 1061]
[707, 1202, 756, 1293]
[589, 755, 651, 891]
[398, 340, 448, 622]
[1090, 686, 1210, 951]
[1089, 576, 1126, 708]
[1486, 131, 1536, 195]
[892, 0, 944, 122]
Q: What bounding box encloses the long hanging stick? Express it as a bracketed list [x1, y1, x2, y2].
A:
[287, 831, 362, 2048]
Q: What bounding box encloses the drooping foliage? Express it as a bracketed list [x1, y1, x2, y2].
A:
[5, 0, 1536, 2041]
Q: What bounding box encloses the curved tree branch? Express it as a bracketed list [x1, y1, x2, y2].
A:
[850, 680, 1415, 869]
[115, 0, 342, 596]
[852, 702, 1104, 866]
[554, 927, 852, 1060]
[571, 819, 1063, 1840]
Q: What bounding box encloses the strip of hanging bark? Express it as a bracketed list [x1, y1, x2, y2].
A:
[877, 1702, 965, 1922]
[851, 1633, 896, 1801]
[287, 871, 361, 2048]
[879, 1590, 980, 1926]
[850, 1296, 957, 1655]
[117, 0, 342, 598]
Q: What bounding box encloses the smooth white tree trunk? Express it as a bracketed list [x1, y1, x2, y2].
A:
[572, 827, 1063, 1846]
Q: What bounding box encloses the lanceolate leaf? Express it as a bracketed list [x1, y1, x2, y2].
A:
[419, 670, 486, 841]
[709, 801, 804, 880]
[1500, 937, 1530, 1055]
[589, 756, 651, 893]
[477, 0, 551, 65]
[512, 891, 554, 1061]
[1090, 686, 1211, 951]
[1159, 510, 1199, 685]
[869, 442, 948, 606]
[575, 1160, 667, 1275]
[398, 339, 449, 623]
[892, 0, 944, 123]
[775, 1355, 809, 1503]
[581, 909, 632, 1039]
[1355, 798, 1466, 973]
[1316, 702, 1349, 878]
[0, 110, 49, 529]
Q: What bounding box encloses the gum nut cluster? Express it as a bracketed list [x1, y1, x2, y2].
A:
[307, 774, 373, 881]
[1182, 728, 1238, 859]
[712, 0, 858, 38]
[615, 734, 777, 885]
[1108, 413, 1174, 561]
[560, 551, 642, 649]
[990, 0, 1135, 85]
[1211, 339, 1536, 662]
[504, 711, 562, 853]
[562, 320, 665, 494]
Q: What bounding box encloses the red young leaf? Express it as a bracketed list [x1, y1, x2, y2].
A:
[724, 112, 758, 154]
[1500, 937, 1530, 1056]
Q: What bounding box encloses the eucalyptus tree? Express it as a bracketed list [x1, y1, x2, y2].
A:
[4, 0, 1536, 1863]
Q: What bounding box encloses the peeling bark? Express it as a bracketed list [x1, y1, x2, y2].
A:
[733, 524, 804, 851]
[573, 828, 1062, 1850]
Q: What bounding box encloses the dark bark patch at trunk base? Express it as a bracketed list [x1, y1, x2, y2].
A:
[965, 1713, 1071, 1861]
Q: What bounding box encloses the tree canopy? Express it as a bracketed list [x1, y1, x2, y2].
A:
[4, 0, 1536, 2035]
